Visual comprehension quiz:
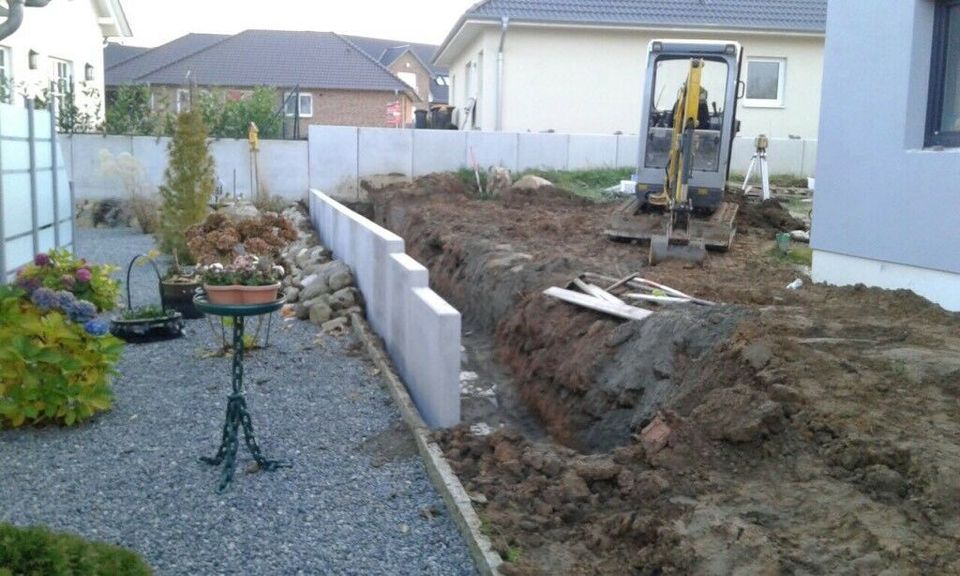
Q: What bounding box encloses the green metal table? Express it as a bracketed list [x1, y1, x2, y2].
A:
[193, 294, 290, 492]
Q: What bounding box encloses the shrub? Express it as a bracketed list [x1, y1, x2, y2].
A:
[0, 523, 152, 575]
[0, 285, 123, 428]
[157, 110, 215, 263]
[14, 249, 119, 312]
[185, 212, 297, 265]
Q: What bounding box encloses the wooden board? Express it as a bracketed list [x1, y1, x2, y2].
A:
[543, 287, 653, 322]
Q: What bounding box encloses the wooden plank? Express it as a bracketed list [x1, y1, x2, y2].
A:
[629, 278, 717, 306]
[571, 278, 625, 305]
[604, 271, 641, 293]
[543, 287, 653, 322]
[624, 293, 694, 305]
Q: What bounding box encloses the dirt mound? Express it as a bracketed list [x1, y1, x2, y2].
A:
[372, 174, 960, 574]
[736, 197, 807, 233]
[500, 185, 593, 209]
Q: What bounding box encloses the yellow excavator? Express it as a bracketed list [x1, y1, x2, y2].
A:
[606, 40, 742, 264]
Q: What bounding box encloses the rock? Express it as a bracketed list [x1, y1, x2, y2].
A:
[742, 340, 773, 371]
[329, 287, 359, 311]
[301, 274, 332, 301]
[789, 230, 810, 243]
[283, 286, 300, 303]
[220, 202, 260, 221]
[862, 464, 907, 499]
[327, 269, 354, 292]
[511, 174, 553, 191]
[640, 415, 672, 455]
[574, 459, 622, 482]
[308, 301, 333, 325]
[295, 248, 314, 269]
[294, 303, 310, 320]
[321, 316, 350, 335]
[559, 470, 591, 500]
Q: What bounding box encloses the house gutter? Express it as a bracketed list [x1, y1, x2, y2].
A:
[496, 16, 509, 132]
[0, 0, 24, 42]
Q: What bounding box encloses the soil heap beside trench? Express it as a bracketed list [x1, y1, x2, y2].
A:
[368, 174, 960, 575]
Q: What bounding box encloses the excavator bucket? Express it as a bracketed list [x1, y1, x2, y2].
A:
[649, 235, 707, 265]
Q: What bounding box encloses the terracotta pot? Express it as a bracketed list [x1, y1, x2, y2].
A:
[204, 284, 245, 305]
[239, 282, 281, 304]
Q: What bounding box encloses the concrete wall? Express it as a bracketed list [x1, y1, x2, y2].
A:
[308, 188, 461, 427]
[308, 124, 817, 201]
[446, 25, 824, 140]
[811, 0, 960, 311]
[61, 134, 309, 201]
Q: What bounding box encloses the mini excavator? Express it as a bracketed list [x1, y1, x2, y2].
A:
[606, 40, 743, 264]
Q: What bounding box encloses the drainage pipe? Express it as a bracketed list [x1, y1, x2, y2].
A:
[496, 16, 509, 132]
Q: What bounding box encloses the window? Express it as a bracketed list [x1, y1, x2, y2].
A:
[176, 89, 190, 113]
[0, 46, 10, 103]
[927, 0, 960, 147]
[743, 57, 785, 107]
[284, 92, 312, 117]
[50, 58, 72, 114]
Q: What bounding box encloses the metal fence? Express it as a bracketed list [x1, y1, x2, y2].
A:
[0, 100, 73, 282]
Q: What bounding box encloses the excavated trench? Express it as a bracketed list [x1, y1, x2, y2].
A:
[367, 175, 960, 575]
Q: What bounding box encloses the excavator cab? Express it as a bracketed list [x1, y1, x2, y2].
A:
[606, 40, 742, 263]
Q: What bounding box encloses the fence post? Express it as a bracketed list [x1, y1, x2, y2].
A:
[0, 102, 5, 280]
[27, 98, 38, 257]
[49, 99, 59, 247]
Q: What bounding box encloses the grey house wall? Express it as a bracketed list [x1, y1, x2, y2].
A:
[812, 0, 960, 276]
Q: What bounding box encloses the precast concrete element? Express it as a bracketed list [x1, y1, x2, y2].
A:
[309, 188, 461, 427]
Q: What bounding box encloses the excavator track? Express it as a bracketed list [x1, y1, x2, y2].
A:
[604, 197, 738, 251]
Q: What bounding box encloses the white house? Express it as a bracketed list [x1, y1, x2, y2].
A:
[811, 0, 960, 312]
[434, 0, 826, 143]
[0, 0, 131, 121]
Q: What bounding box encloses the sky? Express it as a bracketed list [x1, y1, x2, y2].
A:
[118, 0, 479, 48]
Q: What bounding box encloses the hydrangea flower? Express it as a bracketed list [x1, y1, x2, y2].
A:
[75, 268, 92, 283]
[31, 287, 58, 311]
[16, 276, 41, 295]
[60, 274, 76, 289]
[55, 290, 77, 311]
[33, 253, 51, 267]
[67, 299, 97, 323]
[83, 318, 110, 337]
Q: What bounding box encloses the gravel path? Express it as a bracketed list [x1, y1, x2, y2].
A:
[0, 228, 475, 576]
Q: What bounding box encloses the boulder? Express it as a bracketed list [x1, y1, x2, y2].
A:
[329, 287, 359, 311]
[511, 174, 553, 191]
[300, 274, 331, 301]
[308, 301, 333, 325]
[327, 268, 354, 292]
[220, 202, 260, 221]
[283, 286, 300, 304]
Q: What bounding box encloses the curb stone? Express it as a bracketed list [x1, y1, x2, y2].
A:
[350, 313, 503, 576]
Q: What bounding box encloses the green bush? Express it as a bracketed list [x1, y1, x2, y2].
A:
[0, 286, 123, 428]
[0, 523, 152, 576]
[14, 249, 119, 312]
[157, 110, 215, 263]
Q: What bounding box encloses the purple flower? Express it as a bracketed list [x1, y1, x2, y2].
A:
[55, 290, 77, 312]
[67, 299, 97, 323]
[31, 287, 58, 311]
[83, 318, 110, 337]
[16, 276, 41, 294]
[75, 268, 92, 283]
[33, 253, 51, 267]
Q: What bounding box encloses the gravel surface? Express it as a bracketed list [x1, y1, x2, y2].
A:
[0, 228, 476, 576]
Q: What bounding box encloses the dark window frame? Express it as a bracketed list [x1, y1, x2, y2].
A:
[926, 0, 960, 147]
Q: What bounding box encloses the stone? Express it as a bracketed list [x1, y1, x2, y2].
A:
[301, 274, 332, 302]
[309, 301, 333, 325]
[789, 230, 810, 243]
[329, 287, 359, 311]
[640, 415, 672, 455]
[511, 174, 553, 191]
[294, 303, 310, 320]
[559, 470, 591, 500]
[295, 248, 314, 269]
[327, 268, 354, 293]
[486, 166, 512, 197]
[283, 286, 300, 303]
[321, 316, 350, 335]
[574, 459, 622, 482]
[220, 202, 260, 221]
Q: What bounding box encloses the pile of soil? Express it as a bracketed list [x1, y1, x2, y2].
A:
[371, 175, 960, 574]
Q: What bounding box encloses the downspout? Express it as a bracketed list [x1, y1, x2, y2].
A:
[496, 16, 509, 132]
[0, 0, 24, 42]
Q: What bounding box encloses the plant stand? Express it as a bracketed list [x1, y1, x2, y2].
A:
[193, 294, 289, 492]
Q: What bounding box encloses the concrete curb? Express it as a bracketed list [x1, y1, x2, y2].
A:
[350, 313, 503, 576]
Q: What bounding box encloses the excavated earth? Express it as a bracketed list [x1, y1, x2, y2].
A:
[368, 175, 960, 575]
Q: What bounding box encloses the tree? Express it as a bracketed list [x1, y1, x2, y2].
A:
[220, 87, 282, 139]
[103, 85, 159, 135]
[157, 110, 215, 262]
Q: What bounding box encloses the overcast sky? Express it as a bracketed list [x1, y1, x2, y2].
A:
[118, 0, 479, 47]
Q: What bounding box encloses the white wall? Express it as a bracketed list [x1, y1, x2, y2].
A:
[308, 189, 461, 427]
[307, 125, 816, 201]
[812, 0, 960, 311]
[1, 0, 113, 121]
[62, 134, 309, 201]
[447, 25, 824, 140]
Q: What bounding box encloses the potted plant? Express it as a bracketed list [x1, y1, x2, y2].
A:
[109, 304, 184, 343]
[159, 251, 203, 319]
[201, 255, 284, 305]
